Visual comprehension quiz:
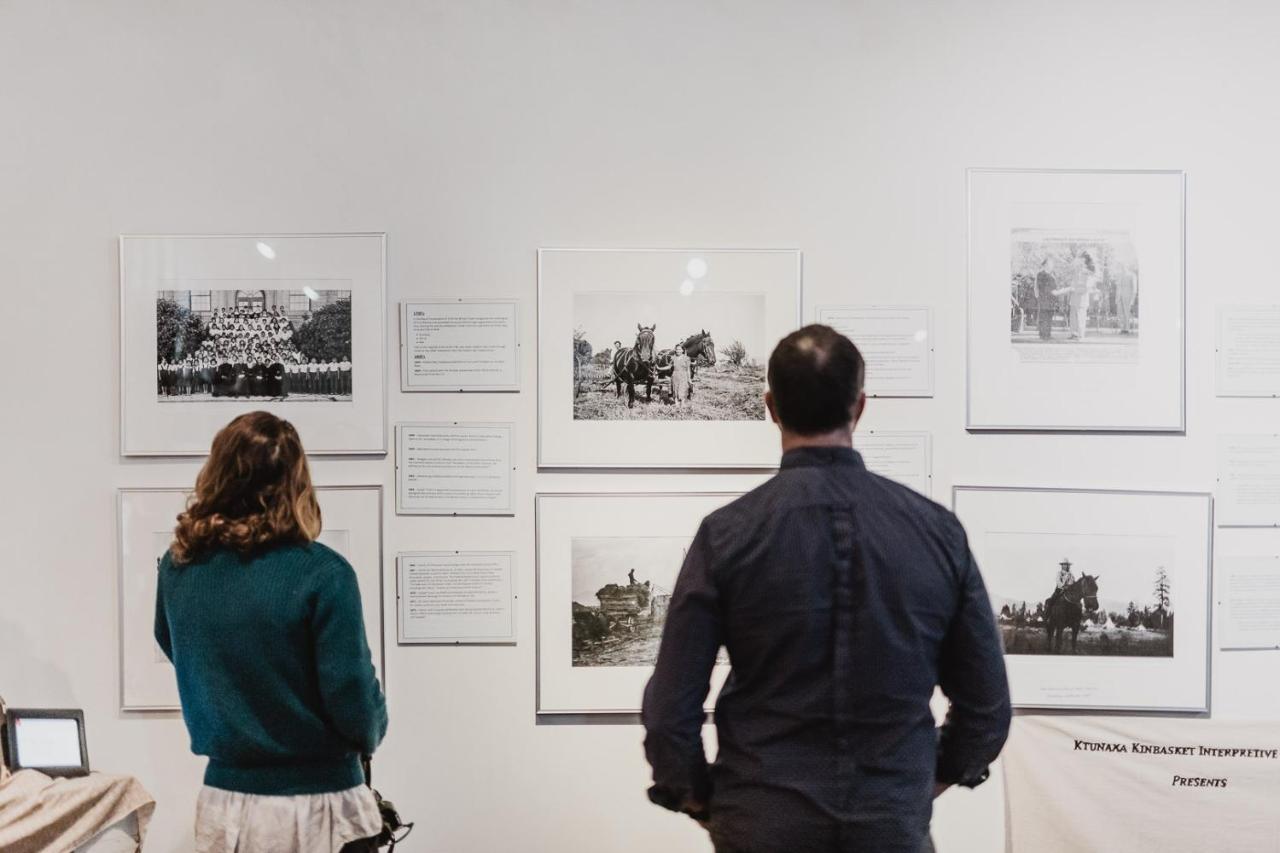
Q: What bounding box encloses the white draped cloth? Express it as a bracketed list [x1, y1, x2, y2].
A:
[1004, 715, 1280, 852]
[194, 784, 381, 853]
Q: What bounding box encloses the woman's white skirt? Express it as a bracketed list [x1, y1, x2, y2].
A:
[195, 784, 381, 853]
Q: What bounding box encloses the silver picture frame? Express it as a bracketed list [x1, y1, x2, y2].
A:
[965, 168, 1187, 433]
[118, 484, 387, 712]
[952, 484, 1213, 714]
[536, 247, 803, 469]
[119, 233, 388, 456]
[535, 490, 742, 715]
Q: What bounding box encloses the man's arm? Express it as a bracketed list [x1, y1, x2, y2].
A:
[936, 525, 1013, 789]
[641, 521, 722, 819]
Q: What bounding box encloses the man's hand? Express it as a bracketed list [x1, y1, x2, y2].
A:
[932, 782, 951, 799]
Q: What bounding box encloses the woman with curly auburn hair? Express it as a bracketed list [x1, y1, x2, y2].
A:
[155, 411, 387, 853]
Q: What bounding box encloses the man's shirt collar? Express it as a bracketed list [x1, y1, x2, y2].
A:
[780, 445, 864, 470]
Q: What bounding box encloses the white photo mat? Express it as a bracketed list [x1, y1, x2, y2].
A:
[119, 485, 386, 711]
[966, 169, 1185, 432]
[953, 486, 1211, 712]
[399, 298, 521, 392]
[537, 248, 802, 469]
[120, 233, 387, 456]
[814, 305, 934, 397]
[396, 551, 517, 645]
[395, 422, 516, 516]
[536, 491, 739, 714]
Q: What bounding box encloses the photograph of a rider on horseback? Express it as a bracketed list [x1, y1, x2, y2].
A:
[1043, 559, 1100, 654]
[990, 534, 1175, 658]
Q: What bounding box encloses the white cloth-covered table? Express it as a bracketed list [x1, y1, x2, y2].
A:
[1003, 715, 1280, 852]
[0, 767, 154, 853]
[77, 813, 140, 853]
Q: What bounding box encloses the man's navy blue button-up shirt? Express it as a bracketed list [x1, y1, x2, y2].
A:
[642, 446, 1011, 853]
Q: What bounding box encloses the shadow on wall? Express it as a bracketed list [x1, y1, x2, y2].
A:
[0, 617, 76, 707]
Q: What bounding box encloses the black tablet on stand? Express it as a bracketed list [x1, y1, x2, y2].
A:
[2, 708, 90, 778]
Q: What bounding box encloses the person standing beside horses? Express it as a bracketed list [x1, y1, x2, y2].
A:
[670, 345, 692, 408]
[642, 324, 1011, 853]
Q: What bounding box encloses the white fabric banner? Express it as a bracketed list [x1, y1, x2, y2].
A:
[1004, 715, 1280, 852]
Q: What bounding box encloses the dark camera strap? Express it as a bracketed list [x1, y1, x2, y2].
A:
[361, 755, 413, 851]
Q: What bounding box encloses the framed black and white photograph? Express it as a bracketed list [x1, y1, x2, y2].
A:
[118, 485, 385, 711]
[120, 234, 386, 455]
[400, 298, 520, 392]
[953, 486, 1212, 712]
[536, 491, 739, 714]
[538, 248, 801, 468]
[966, 169, 1185, 432]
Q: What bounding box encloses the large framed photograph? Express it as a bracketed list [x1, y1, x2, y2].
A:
[538, 248, 801, 468]
[120, 234, 387, 455]
[966, 169, 1185, 431]
[953, 486, 1212, 712]
[119, 485, 385, 711]
[536, 492, 739, 714]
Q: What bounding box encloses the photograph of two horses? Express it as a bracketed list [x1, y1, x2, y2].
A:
[571, 291, 767, 421]
[985, 531, 1175, 658]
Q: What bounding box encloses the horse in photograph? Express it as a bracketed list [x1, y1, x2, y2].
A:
[680, 330, 716, 378]
[1045, 574, 1100, 654]
[612, 324, 657, 408]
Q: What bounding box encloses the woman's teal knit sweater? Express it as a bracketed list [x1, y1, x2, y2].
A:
[155, 541, 387, 795]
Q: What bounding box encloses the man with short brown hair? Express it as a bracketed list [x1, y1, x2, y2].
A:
[643, 324, 1011, 853]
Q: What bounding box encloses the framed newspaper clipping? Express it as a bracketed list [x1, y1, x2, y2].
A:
[967, 169, 1185, 432]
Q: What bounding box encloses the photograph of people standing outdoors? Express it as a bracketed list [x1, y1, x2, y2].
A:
[156, 288, 353, 402]
[1009, 229, 1139, 351]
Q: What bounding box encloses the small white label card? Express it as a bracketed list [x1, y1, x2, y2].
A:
[857, 430, 932, 497]
[396, 422, 515, 516]
[815, 306, 933, 397]
[401, 299, 520, 391]
[398, 551, 517, 644]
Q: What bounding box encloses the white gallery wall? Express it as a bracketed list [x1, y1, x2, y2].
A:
[3, 1, 1280, 850]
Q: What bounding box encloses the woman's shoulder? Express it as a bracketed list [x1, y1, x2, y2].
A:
[271, 540, 354, 575]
